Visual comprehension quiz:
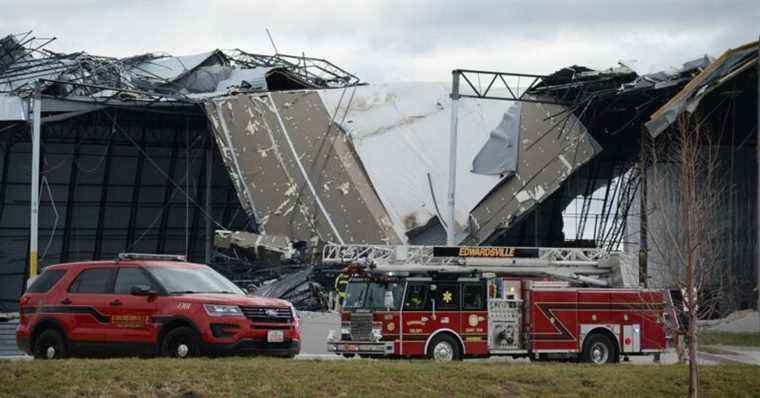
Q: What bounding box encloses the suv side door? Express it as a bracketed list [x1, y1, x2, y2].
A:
[103, 266, 159, 344]
[63, 266, 118, 343]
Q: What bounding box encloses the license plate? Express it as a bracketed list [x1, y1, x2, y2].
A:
[267, 330, 284, 343]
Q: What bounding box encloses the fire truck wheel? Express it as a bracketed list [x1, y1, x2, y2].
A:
[161, 326, 201, 359]
[33, 329, 68, 360]
[427, 334, 462, 362]
[582, 334, 618, 364]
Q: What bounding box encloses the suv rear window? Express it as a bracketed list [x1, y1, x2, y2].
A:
[27, 269, 66, 293]
[68, 268, 115, 294]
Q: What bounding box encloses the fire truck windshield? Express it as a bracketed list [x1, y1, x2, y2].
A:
[343, 281, 403, 310]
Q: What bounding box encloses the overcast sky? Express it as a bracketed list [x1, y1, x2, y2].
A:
[2, 0, 758, 82]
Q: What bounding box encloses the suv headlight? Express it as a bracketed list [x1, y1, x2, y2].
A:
[203, 304, 243, 317]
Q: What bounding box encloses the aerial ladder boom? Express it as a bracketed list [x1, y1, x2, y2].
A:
[322, 243, 632, 287]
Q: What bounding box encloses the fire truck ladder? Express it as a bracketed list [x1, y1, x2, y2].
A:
[322, 244, 629, 287]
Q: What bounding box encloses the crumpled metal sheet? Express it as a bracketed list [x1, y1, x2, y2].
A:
[215, 230, 294, 258]
[204, 91, 402, 245]
[467, 96, 602, 242]
[471, 101, 521, 176]
[253, 268, 325, 311]
[128, 50, 229, 93]
[319, 83, 509, 242]
[646, 41, 757, 137]
[0, 94, 26, 121]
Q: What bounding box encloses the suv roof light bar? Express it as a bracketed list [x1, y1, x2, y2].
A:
[117, 253, 187, 262]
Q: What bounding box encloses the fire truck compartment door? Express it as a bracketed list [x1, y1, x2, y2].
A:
[529, 289, 578, 351]
[622, 324, 641, 353]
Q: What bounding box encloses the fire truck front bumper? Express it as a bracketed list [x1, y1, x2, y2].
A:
[327, 340, 394, 355]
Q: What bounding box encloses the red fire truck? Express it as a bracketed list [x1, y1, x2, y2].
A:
[324, 245, 675, 363]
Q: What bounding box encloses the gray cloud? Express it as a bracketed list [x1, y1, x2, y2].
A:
[1, 0, 757, 82]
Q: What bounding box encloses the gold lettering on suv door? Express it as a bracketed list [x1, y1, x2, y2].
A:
[112, 314, 150, 328]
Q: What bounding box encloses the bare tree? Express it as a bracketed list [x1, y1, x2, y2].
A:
[647, 113, 729, 398]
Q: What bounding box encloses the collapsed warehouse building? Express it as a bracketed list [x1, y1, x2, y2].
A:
[0, 31, 757, 313]
[0, 32, 359, 311]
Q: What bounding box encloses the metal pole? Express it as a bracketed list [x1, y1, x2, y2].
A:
[29, 86, 41, 278]
[640, 126, 648, 288]
[756, 35, 759, 330]
[205, 144, 213, 264]
[447, 70, 460, 246]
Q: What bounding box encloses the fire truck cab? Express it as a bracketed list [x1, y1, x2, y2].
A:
[325, 245, 674, 363]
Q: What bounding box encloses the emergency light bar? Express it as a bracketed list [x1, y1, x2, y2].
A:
[117, 253, 187, 262]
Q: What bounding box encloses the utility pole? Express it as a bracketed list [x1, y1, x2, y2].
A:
[29, 83, 42, 279]
[447, 70, 461, 246]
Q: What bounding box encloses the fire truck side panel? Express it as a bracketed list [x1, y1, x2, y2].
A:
[529, 289, 579, 352]
[609, 290, 667, 351]
[375, 311, 401, 347]
[459, 310, 488, 355]
[642, 292, 667, 350]
[528, 288, 668, 355]
[424, 311, 461, 352]
[427, 311, 463, 355]
[400, 310, 429, 356]
[577, 291, 611, 325]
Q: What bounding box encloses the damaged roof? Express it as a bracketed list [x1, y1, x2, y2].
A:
[647, 41, 757, 137]
[5, 29, 749, 251]
[0, 31, 361, 107]
[205, 81, 604, 245]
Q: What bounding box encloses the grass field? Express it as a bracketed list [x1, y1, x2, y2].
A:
[699, 331, 760, 347]
[1, 357, 759, 398]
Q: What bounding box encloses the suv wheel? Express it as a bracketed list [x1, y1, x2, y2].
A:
[427, 334, 461, 362]
[33, 329, 68, 360]
[161, 326, 201, 358]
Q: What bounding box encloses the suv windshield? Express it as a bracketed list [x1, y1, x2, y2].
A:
[146, 266, 244, 295]
[343, 281, 403, 310]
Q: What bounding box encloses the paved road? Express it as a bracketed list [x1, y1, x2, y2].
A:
[702, 310, 759, 333]
[297, 311, 339, 356]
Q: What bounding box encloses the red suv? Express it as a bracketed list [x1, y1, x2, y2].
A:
[16, 254, 300, 359]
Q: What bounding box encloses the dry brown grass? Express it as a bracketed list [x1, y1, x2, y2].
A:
[1, 357, 758, 397]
